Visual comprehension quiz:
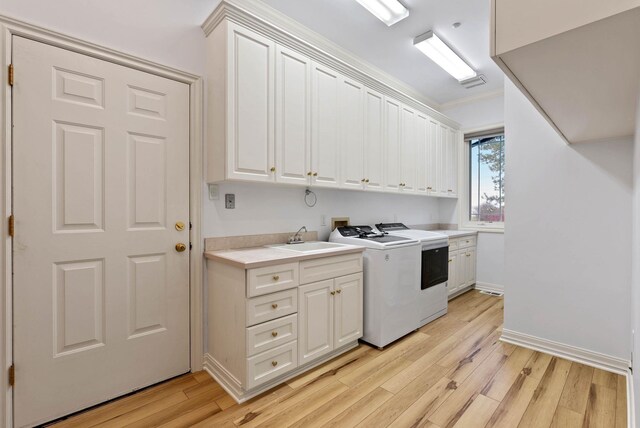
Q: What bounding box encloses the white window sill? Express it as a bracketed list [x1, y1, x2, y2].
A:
[460, 224, 504, 234]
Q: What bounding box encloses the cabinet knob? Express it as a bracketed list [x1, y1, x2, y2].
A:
[307, 171, 312, 176]
[271, 303, 278, 309]
[313, 172, 318, 177]
[336, 289, 341, 294]
[427, 187, 432, 190]
[330, 291, 336, 296]
[272, 275, 280, 281]
[365, 179, 370, 183]
[271, 361, 278, 367]
[361, 178, 366, 183]
[448, 189, 453, 192]
[448, 259, 452, 263]
[466, 253, 471, 257]
[271, 331, 278, 337]
[270, 167, 276, 172]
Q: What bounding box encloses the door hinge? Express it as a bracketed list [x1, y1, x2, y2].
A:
[189, 242, 193, 250]
[8, 64, 13, 86]
[8, 215, 14, 237]
[8, 364, 14, 387]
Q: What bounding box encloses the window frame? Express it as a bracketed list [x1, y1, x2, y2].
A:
[459, 124, 505, 233]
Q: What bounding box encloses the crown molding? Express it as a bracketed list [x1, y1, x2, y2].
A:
[440, 88, 505, 111]
[201, 0, 460, 129]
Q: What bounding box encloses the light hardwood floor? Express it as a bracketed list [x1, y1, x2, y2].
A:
[49, 290, 627, 428]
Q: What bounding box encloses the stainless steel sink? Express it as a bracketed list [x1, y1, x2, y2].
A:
[269, 242, 345, 253]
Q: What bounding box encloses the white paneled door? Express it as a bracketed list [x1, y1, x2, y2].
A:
[12, 37, 190, 427]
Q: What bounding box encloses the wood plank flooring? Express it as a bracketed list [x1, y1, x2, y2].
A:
[49, 290, 627, 428]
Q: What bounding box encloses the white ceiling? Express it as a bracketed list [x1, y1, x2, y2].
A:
[260, 0, 504, 105]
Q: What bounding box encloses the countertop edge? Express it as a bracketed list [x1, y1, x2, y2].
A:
[204, 246, 365, 269]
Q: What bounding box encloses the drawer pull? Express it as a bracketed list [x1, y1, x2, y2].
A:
[271, 303, 278, 309]
[336, 289, 342, 294]
[271, 331, 278, 337]
[272, 275, 280, 281]
[271, 360, 278, 367]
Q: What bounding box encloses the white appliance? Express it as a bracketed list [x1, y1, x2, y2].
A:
[376, 223, 449, 327]
[329, 226, 421, 348]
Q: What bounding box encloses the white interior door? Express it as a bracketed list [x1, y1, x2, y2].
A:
[12, 36, 191, 427]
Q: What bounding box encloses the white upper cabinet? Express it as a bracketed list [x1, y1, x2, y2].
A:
[275, 46, 311, 185]
[437, 124, 448, 197]
[415, 113, 428, 194]
[311, 62, 341, 188]
[399, 106, 417, 193]
[426, 119, 439, 195]
[225, 23, 275, 182]
[384, 98, 401, 192]
[363, 89, 384, 191]
[340, 77, 366, 190]
[445, 128, 459, 197]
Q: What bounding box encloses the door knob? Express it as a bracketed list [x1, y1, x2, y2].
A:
[175, 243, 187, 252]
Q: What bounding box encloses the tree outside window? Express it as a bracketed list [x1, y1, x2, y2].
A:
[469, 134, 504, 223]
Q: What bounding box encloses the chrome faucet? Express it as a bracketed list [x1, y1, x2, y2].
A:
[288, 226, 307, 244]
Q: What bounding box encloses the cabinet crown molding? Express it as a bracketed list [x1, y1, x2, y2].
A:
[202, 0, 460, 129]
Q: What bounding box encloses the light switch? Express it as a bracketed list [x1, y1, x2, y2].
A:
[208, 184, 219, 200]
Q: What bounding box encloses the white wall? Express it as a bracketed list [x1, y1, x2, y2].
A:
[632, 90, 640, 422]
[504, 80, 633, 360]
[442, 92, 507, 289]
[203, 182, 441, 240]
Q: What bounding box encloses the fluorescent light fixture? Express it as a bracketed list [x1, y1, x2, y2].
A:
[355, 0, 409, 26]
[413, 31, 477, 81]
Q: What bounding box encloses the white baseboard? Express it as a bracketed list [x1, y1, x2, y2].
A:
[475, 282, 504, 293]
[501, 328, 630, 375]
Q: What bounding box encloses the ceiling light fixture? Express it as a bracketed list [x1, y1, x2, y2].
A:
[355, 0, 409, 26]
[413, 31, 476, 81]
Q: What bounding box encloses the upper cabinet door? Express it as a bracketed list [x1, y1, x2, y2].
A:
[446, 129, 459, 197]
[275, 46, 311, 185]
[415, 113, 428, 193]
[437, 124, 449, 196]
[400, 106, 417, 192]
[311, 62, 341, 188]
[334, 273, 363, 348]
[426, 119, 439, 195]
[340, 77, 365, 189]
[384, 98, 401, 192]
[226, 23, 275, 182]
[363, 89, 384, 191]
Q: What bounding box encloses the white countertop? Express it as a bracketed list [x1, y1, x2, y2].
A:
[204, 242, 365, 269]
[432, 230, 478, 238]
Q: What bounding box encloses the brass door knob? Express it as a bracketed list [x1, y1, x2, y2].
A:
[175, 221, 185, 231]
[175, 243, 187, 252]
[271, 303, 278, 309]
[271, 331, 278, 337]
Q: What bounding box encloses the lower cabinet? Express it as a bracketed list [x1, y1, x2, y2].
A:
[206, 251, 363, 403]
[447, 235, 478, 298]
[298, 273, 363, 364]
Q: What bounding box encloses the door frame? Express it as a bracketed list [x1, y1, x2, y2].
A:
[0, 15, 204, 427]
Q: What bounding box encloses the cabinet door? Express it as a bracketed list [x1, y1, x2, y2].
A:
[340, 77, 365, 189]
[415, 113, 428, 193]
[446, 128, 459, 197]
[298, 280, 334, 364]
[437, 124, 449, 196]
[384, 98, 401, 191]
[426, 119, 439, 194]
[455, 251, 468, 292]
[466, 248, 477, 286]
[311, 62, 341, 187]
[226, 22, 275, 182]
[363, 89, 384, 191]
[275, 46, 311, 185]
[400, 106, 417, 192]
[448, 251, 459, 296]
[334, 273, 363, 348]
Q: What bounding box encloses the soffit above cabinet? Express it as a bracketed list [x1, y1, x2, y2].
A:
[492, 1, 640, 143]
[202, 0, 459, 128]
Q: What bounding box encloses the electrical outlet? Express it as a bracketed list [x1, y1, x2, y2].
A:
[208, 184, 219, 200]
[225, 194, 235, 209]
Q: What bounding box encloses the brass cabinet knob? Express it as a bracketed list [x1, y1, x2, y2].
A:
[271, 361, 278, 367]
[307, 171, 312, 176]
[427, 186, 432, 190]
[271, 331, 278, 337]
[271, 303, 278, 309]
[448, 259, 452, 263]
[313, 172, 318, 176]
[365, 179, 370, 183]
[175, 221, 185, 231]
[361, 178, 366, 182]
[175, 243, 187, 252]
[466, 253, 471, 257]
[448, 189, 453, 192]
[336, 289, 341, 294]
[330, 291, 336, 296]
[272, 275, 280, 281]
[270, 167, 276, 172]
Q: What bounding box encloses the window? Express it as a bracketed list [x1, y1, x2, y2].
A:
[462, 127, 505, 230]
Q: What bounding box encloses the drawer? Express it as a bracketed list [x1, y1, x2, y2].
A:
[448, 239, 459, 251]
[246, 340, 298, 389]
[246, 288, 297, 326]
[299, 253, 363, 285]
[247, 262, 299, 297]
[459, 236, 477, 249]
[246, 314, 298, 357]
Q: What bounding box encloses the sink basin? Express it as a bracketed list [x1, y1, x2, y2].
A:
[269, 242, 345, 253]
